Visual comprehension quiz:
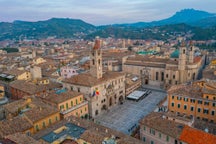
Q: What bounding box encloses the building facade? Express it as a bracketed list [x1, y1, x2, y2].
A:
[123, 44, 205, 88]
[167, 79, 216, 123]
[63, 38, 126, 118]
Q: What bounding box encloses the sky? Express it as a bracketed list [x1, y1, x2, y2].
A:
[0, 0, 215, 25]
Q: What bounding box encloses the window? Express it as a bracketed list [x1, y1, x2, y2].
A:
[198, 100, 202, 104]
[66, 103, 68, 109]
[92, 59, 95, 65]
[77, 88, 80, 92]
[184, 98, 188, 102]
[198, 108, 201, 113]
[183, 49, 185, 54]
[49, 119, 52, 124]
[159, 133, 162, 139]
[71, 101, 73, 106]
[175, 81, 178, 85]
[206, 96, 209, 99]
[172, 96, 175, 99]
[43, 122, 46, 128]
[150, 129, 155, 135]
[177, 97, 182, 100]
[166, 74, 168, 78]
[80, 110, 82, 114]
[85, 107, 87, 111]
[190, 99, 195, 103]
[156, 72, 159, 81]
[35, 125, 39, 131]
[71, 86, 73, 91]
[151, 141, 154, 144]
[171, 103, 175, 107]
[203, 109, 209, 114]
[76, 99, 78, 105]
[178, 104, 181, 108]
[76, 112, 78, 116]
[204, 101, 209, 106]
[184, 105, 187, 110]
[173, 75, 175, 79]
[161, 72, 164, 81]
[213, 103, 216, 107]
[143, 137, 146, 142]
[80, 97, 82, 101]
[143, 126, 146, 131]
[166, 136, 169, 142]
[211, 111, 215, 116]
[191, 106, 194, 111]
[55, 116, 58, 121]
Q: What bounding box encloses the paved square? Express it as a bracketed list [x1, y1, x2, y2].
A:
[95, 88, 167, 135]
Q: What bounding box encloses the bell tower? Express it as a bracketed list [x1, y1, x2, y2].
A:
[90, 37, 103, 79]
[178, 41, 187, 83]
[188, 41, 194, 63]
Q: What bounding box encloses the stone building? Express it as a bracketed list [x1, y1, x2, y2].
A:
[63, 38, 125, 118]
[123, 43, 205, 88]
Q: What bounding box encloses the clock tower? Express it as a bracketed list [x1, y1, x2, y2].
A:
[90, 37, 103, 79]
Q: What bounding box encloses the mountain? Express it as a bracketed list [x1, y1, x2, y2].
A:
[0, 9, 216, 41]
[0, 18, 96, 40]
[116, 9, 216, 28]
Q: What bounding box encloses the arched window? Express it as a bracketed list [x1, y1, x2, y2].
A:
[161, 72, 164, 81]
[98, 59, 101, 65]
[92, 59, 95, 65]
[183, 49, 185, 54]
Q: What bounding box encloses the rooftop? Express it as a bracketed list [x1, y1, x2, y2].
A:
[41, 90, 83, 104]
[41, 123, 86, 143]
[63, 71, 125, 87]
[140, 112, 184, 138]
[179, 126, 216, 144]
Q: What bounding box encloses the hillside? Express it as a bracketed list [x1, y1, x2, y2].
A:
[0, 18, 96, 40]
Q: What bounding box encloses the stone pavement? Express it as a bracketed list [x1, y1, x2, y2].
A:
[95, 88, 167, 135]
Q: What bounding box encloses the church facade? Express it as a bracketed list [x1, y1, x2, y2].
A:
[123, 43, 205, 88]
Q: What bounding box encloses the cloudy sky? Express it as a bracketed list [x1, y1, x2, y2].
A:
[0, 0, 215, 25]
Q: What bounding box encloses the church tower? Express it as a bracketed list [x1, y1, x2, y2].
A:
[188, 41, 194, 63]
[90, 37, 103, 79]
[178, 42, 187, 83]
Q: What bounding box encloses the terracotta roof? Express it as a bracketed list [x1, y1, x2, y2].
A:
[179, 126, 216, 144]
[42, 90, 83, 104]
[10, 80, 62, 95]
[63, 71, 125, 87]
[4, 69, 27, 76]
[0, 116, 33, 138]
[5, 133, 45, 144]
[23, 100, 59, 123]
[140, 112, 184, 138]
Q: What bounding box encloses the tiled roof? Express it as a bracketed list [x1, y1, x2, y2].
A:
[4, 69, 27, 76]
[10, 80, 62, 95]
[179, 126, 216, 144]
[23, 100, 59, 123]
[0, 116, 33, 138]
[41, 90, 83, 104]
[140, 112, 184, 138]
[63, 71, 125, 87]
[33, 116, 145, 144]
[5, 133, 45, 144]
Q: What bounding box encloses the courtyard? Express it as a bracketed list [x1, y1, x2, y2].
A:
[94, 88, 167, 135]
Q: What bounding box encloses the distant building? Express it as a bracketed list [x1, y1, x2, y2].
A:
[60, 66, 80, 79]
[167, 79, 216, 123]
[63, 38, 126, 118]
[123, 43, 205, 88]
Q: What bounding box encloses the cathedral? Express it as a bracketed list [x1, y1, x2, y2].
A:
[63, 38, 125, 118]
[123, 43, 205, 88]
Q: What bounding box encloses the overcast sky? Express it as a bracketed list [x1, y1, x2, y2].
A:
[0, 0, 215, 25]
